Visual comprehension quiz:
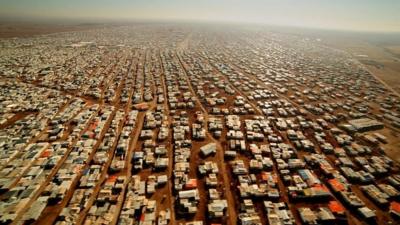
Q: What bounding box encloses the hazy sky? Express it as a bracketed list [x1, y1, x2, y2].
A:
[1, 0, 399, 32]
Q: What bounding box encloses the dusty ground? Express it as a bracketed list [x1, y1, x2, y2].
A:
[321, 36, 400, 94]
[365, 128, 400, 163]
[0, 23, 105, 38]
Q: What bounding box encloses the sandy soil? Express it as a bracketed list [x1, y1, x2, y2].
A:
[322, 37, 400, 94]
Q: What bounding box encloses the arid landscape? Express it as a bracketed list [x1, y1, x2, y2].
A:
[1, 23, 400, 225]
[1, 1, 400, 225]
[0, 23, 104, 38]
[323, 33, 400, 95]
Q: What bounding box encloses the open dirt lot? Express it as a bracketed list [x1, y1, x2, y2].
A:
[321, 35, 400, 94]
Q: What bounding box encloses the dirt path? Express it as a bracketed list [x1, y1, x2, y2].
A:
[176, 51, 237, 225]
[158, 48, 176, 224]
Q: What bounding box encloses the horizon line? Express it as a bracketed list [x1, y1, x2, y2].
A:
[1, 16, 400, 34]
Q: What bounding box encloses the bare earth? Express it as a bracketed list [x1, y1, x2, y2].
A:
[322, 36, 400, 94]
[0, 23, 104, 38]
[320, 34, 400, 161]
